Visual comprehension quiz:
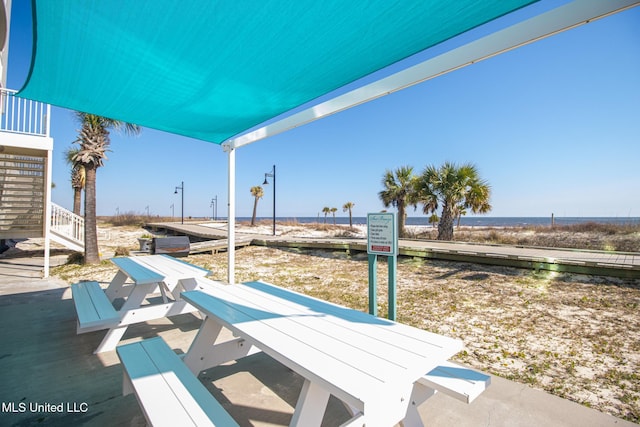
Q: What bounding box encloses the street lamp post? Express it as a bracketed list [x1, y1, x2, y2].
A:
[170, 203, 174, 219]
[174, 181, 184, 224]
[210, 196, 217, 221]
[263, 165, 276, 236]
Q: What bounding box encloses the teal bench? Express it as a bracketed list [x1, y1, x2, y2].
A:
[71, 281, 119, 333]
[419, 360, 491, 403]
[402, 361, 491, 424]
[116, 337, 239, 427]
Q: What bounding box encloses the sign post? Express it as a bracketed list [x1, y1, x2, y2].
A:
[367, 212, 398, 320]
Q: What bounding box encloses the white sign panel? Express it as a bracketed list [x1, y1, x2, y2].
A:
[367, 212, 397, 256]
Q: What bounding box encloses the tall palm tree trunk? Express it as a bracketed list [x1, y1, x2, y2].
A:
[398, 203, 407, 238]
[73, 189, 82, 215]
[83, 164, 100, 263]
[72, 112, 141, 264]
[251, 197, 259, 226]
[438, 205, 455, 241]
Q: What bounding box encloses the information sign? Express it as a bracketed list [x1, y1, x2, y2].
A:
[367, 212, 398, 320]
[367, 213, 397, 256]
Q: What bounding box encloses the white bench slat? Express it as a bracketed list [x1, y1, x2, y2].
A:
[227, 282, 437, 377]
[419, 361, 491, 404]
[245, 281, 460, 352]
[117, 337, 239, 427]
[239, 281, 461, 366]
[157, 254, 210, 274]
[132, 255, 210, 278]
[71, 281, 119, 331]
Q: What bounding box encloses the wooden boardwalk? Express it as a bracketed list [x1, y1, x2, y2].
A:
[189, 236, 253, 254]
[147, 221, 231, 239]
[399, 239, 639, 278]
[147, 221, 253, 254]
[146, 222, 640, 278]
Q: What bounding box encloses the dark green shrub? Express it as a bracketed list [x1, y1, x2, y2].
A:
[67, 252, 84, 265]
[114, 246, 130, 257]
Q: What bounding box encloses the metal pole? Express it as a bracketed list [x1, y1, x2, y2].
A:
[227, 148, 236, 284]
[181, 181, 184, 224]
[388, 254, 397, 321]
[272, 165, 276, 236]
[368, 254, 377, 316]
[263, 165, 276, 236]
[43, 147, 53, 278]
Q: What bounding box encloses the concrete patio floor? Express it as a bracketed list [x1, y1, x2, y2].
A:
[0, 255, 637, 427]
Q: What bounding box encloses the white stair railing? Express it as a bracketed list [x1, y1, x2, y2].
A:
[51, 202, 84, 248]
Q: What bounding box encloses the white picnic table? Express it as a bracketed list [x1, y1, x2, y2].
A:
[73, 255, 212, 353]
[105, 254, 210, 303]
[180, 279, 465, 427]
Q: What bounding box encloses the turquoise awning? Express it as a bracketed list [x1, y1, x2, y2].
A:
[19, 0, 537, 144]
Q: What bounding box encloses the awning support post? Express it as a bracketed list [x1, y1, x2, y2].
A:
[223, 142, 236, 285]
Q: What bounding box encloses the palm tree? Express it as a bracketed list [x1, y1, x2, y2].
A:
[378, 166, 416, 238]
[342, 202, 355, 227]
[64, 147, 85, 215]
[73, 112, 141, 264]
[330, 207, 337, 225]
[428, 213, 439, 228]
[455, 204, 467, 228]
[414, 162, 491, 241]
[322, 206, 330, 223]
[250, 186, 264, 226]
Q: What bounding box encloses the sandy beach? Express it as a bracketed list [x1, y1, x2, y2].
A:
[7, 220, 640, 423]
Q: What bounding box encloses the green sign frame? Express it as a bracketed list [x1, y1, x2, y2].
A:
[367, 212, 398, 320]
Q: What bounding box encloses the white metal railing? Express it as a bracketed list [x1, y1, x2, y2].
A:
[0, 88, 50, 136]
[51, 202, 84, 246]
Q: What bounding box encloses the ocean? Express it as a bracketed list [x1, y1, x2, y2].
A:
[237, 216, 640, 227]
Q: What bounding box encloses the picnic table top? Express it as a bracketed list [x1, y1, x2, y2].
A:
[111, 255, 209, 284]
[182, 280, 463, 425]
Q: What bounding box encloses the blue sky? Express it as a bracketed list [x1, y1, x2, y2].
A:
[6, 2, 640, 219]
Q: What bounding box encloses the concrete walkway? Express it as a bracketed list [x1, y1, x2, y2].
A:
[0, 256, 637, 426]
